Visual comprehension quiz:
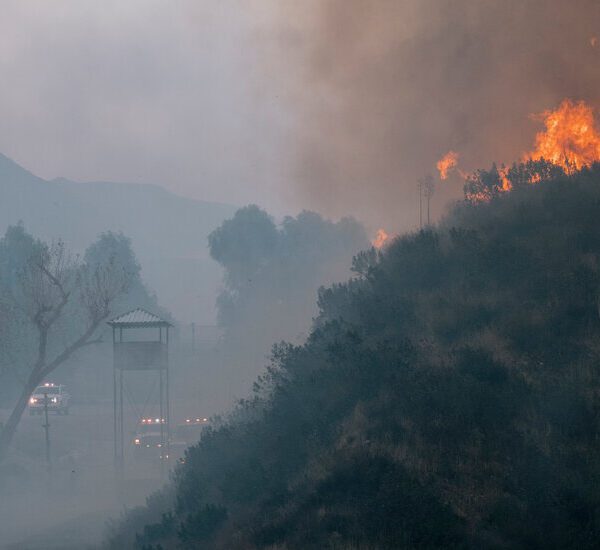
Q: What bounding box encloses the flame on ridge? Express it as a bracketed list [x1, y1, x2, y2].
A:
[524, 99, 600, 172]
[372, 228, 389, 249]
[445, 99, 600, 204]
[436, 151, 459, 180]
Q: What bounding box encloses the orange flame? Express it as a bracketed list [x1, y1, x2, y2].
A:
[525, 99, 600, 172]
[445, 99, 600, 205]
[372, 228, 389, 249]
[436, 151, 459, 180]
[499, 166, 512, 192]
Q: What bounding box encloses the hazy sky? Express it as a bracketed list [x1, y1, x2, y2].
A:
[0, 1, 293, 213]
[2, 1, 600, 234]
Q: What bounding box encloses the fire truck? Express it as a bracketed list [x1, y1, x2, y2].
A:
[133, 418, 167, 457]
[28, 383, 70, 415]
[132, 417, 210, 461]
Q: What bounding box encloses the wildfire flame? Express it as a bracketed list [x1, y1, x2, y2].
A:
[436, 150, 459, 180]
[452, 98, 600, 204]
[372, 228, 389, 249]
[499, 166, 512, 192]
[525, 99, 600, 172]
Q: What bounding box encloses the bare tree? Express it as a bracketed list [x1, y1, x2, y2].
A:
[0, 241, 130, 459]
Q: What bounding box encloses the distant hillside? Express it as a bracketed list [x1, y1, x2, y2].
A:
[107, 164, 600, 549]
[0, 153, 236, 323]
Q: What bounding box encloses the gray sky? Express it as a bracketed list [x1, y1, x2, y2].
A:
[0, 1, 292, 213]
[2, 1, 600, 235]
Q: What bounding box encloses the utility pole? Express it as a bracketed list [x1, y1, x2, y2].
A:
[418, 180, 423, 228]
[42, 392, 51, 476]
[418, 174, 435, 226]
[427, 188, 431, 225]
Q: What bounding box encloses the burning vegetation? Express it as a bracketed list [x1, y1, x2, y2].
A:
[440, 99, 600, 203]
[371, 228, 390, 249]
[525, 99, 600, 172]
[436, 151, 459, 180]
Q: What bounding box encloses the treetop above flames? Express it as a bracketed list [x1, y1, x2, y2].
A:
[463, 159, 567, 203]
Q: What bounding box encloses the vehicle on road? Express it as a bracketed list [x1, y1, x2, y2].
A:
[132, 417, 210, 462]
[28, 383, 70, 415]
[133, 418, 167, 458]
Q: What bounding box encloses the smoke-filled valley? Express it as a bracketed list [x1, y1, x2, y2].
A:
[2, 2, 600, 549]
[0, 155, 369, 548]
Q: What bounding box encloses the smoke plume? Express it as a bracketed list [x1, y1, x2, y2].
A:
[262, 0, 600, 230]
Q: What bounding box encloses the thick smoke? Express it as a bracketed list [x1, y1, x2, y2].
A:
[262, 0, 600, 230]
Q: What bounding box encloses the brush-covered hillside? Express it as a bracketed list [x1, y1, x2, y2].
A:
[107, 165, 600, 549]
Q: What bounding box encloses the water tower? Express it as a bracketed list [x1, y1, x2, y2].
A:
[108, 308, 172, 477]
